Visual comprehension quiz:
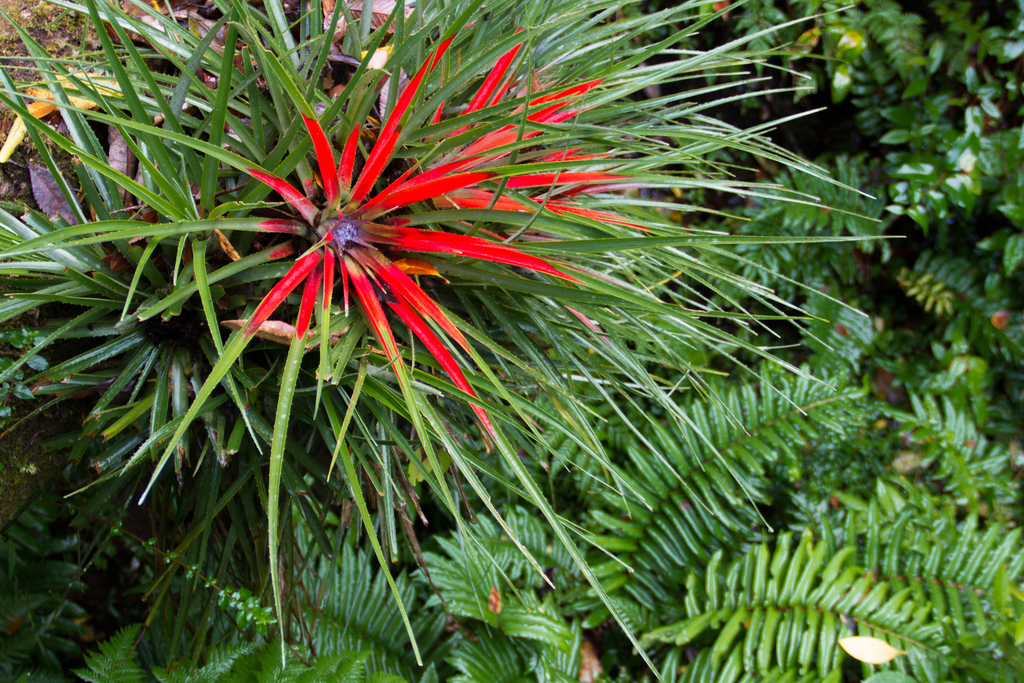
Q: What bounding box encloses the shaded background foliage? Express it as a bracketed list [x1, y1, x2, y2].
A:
[2, 0, 1024, 682]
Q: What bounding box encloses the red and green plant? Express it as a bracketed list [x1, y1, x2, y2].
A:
[0, 0, 845, 664]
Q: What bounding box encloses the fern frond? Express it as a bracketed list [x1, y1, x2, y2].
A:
[74, 625, 146, 683]
[885, 393, 1019, 517]
[644, 502, 1023, 683]
[305, 544, 447, 679]
[903, 252, 1024, 361]
[579, 366, 872, 612]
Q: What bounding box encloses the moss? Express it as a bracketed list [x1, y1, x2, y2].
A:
[0, 399, 77, 530]
[0, 0, 95, 83]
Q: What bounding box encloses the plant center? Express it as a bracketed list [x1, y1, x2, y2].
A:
[327, 217, 362, 251]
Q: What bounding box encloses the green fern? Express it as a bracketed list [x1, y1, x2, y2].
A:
[902, 252, 1024, 362]
[304, 543, 447, 679]
[75, 626, 146, 683]
[415, 509, 587, 683]
[897, 268, 956, 318]
[861, 0, 925, 82]
[643, 499, 1024, 683]
[883, 392, 1019, 518]
[575, 366, 874, 613]
[1, 501, 86, 680]
[725, 154, 888, 302]
[73, 630, 409, 683]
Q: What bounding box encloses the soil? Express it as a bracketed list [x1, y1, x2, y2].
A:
[0, 2, 99, 527]
[0, 0, 96, 83]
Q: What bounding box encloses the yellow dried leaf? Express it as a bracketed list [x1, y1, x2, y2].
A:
[393, 258, 442, 277]
[213, 229, 241, 261]
[1, 92, 102, 164]
[364, 45, 393, 70]
[578, 640, 603, 682]
[0, 119, 28, 164]
[838, 636, 906, 664]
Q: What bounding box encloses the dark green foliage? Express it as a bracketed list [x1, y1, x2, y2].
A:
[5, 0, 1024, 681]
[72, 624, 409, 683]
[0, 326, 47, 429]
[644, 499, 1024, 683]
[304, 544, 448, 678]
[0, 502, 85, 680]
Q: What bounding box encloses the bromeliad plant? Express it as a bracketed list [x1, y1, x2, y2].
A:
[0, 0, 854, 663]
[240, 33, 605, 434]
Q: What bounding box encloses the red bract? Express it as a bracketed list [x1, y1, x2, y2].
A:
[243, 34, 624, 433]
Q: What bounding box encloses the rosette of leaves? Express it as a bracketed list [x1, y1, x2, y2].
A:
[0, 0, 857, 661]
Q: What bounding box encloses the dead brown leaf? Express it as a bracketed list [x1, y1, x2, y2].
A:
[321, 0, 414, 39]
[108, 126, 137, 203]
[578, 640, 602, 682]
[221, 319, 343, 347]
[222, 319, 302, 345]
[29, 164, 77, 225]
[487, 586, 501, 615]
[214, 229, 241, 261]
[102, 249, 131, 273]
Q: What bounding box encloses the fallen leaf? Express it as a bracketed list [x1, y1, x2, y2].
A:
[221, 319, 343, 347]
[1, 80, 115, 163]
[578, 640, 602, 682]
[108, 126, 137, 202]
[214, 229, 241, 261]
[393, 258, 441, 277]
[107, 126, 135, 177]
[29, 164, 77, 225]
[102, 249, 131, 273]
[222, 319, 303, 345]
[365, 45, 393, 70]
[188, 12, 229, 51]
[322, 0, 413, 38]
[487, 586, 501, 615]
[839, 636, 906, 664]
[991, 310, 1010, 330]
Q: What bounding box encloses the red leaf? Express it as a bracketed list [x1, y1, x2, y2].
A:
[361, 171, 494, 217]
[389, 298, 492, 433]
[296, 261, 324, 338]
[258, 219, 307, 235]
[505, 172, 625, 190]
[338, 125, 361, 190]
[243, 250, 321, 336]
[345, 256, 403, 368]
[302, 114, 341, 208]
[247, 168, 319, 224]
[548, 202, 647, 229]
[448, 40, 523, 138]
[429, 36, 454, 72]
[431, 188, 536, 212]
[353, 247, 469, 351]
[530, 78, 602, 107]
[453, 104, 581, 163]
[369, 226, 578, 281]
[266, 241, 299, 259]
[348, 37, 455, 205]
